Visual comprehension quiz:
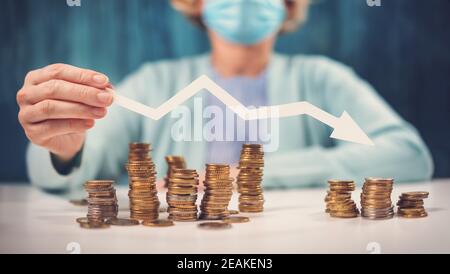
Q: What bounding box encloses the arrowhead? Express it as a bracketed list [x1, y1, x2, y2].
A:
[330, 111, 374, 146]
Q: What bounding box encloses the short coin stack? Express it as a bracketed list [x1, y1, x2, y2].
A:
[360, 178, 394, 219]
[166, 169, 199, 221]
[325, 180, 359, 218]
[200, 164, 234, 220]
[84, 180, 118, 223]
[126, 143, 160, 221]
[397, 191, 429, 218]
[164, 156, 186, 187]
[236, 144, 265, 213]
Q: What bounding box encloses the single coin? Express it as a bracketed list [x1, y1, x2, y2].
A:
[227, 210, 239, 215]
[402, 191, 429, 196]
[222, 216, 250, 223]
[142, 219, 175, 227]
[76, 217, 89, 224]
[80, 222, 110, 229]
[106, 218, 140, 226]
[401, 191, 429, 199]
[198, 222, 232, 230]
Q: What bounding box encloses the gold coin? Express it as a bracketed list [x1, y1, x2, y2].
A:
[80, 222, 110, 229]
[330, 212, 359, 218]
[398, 212, 428, 218]
[400, 192, 429, 199]
[402, 191, 429, 196]
[142, 219, 175, 227]
[222, 216, 250, 223]
[76, 217, 89, 224]
[106, 218, 140, 226]
[198, 222, 232, 230]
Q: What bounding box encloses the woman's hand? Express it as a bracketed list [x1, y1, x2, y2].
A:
[17, 63, 113, 163]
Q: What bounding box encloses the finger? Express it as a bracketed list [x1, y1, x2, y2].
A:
[23, 99, 107, 123]
[22, 80, 113, 107]
[24, 63, 109, 88]
[29, 119, 94, 142]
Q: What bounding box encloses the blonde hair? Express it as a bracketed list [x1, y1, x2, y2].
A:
[170, 0, 309, 33]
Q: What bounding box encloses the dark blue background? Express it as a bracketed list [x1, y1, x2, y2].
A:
[1, 0, 449, 182]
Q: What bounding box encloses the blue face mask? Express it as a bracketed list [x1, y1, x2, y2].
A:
[202, 0, 287, 45]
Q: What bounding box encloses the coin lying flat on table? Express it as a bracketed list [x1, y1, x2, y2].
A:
[227, 210, 239, 215]
[106, 218, 140, 226]
[198, 222, 232, 230]
[222, 216, 250, 223]
[79, 222, 110, 229]
[142, 219, 175, 227]
[76, 217, 89, 224]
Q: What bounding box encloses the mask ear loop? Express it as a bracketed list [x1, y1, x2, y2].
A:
[285, 0, 296, 7]
[281, 0, 316, 33]
[282, 0, 300, 33]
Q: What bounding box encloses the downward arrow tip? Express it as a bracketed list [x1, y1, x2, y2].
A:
[330, 111, 374, 146]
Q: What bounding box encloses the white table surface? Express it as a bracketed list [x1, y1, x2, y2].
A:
[1, 179, 449, 254]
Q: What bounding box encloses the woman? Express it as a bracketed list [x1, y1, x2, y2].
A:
[17, 0, 433, 194]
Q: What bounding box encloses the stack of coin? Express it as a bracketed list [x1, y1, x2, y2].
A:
[84, 180, 118, 223]
[236, 144, 265, 213]
[360, 178, 394, 219]
[397, 191, 429, 218]
[126, 143, 160, 221]
[200, 164, 234, 220]
[325, 180, 359, 218]
[166, 169, 199, 221]
[164, 156, 186, 187]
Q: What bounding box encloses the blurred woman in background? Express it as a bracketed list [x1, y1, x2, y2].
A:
[17, 0, 433, 195]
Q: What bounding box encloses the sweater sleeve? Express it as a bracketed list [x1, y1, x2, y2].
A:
[263, 57, 434, 188]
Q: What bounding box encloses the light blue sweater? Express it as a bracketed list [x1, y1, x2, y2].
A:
[27, 54, 434, 195]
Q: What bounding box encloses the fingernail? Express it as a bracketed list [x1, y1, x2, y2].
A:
[93, 74, 108, 84]
[97, 92, 112, 104]
[92, 108, 106, 117]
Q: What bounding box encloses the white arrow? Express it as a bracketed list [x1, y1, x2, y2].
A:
[110, 75, 374, 146]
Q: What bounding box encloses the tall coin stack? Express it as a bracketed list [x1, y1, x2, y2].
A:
[126, 143, 160, 221]
[166, 169, 199, 221]
[236, 144, 265, 213]
[360, 178, 394, 219]
[325, 180, 359, 218]
[397, 191, 429, 218]
[164, 156, 186, 187]
[84, 180, 118, 223]
[200, 164, 234, 220]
